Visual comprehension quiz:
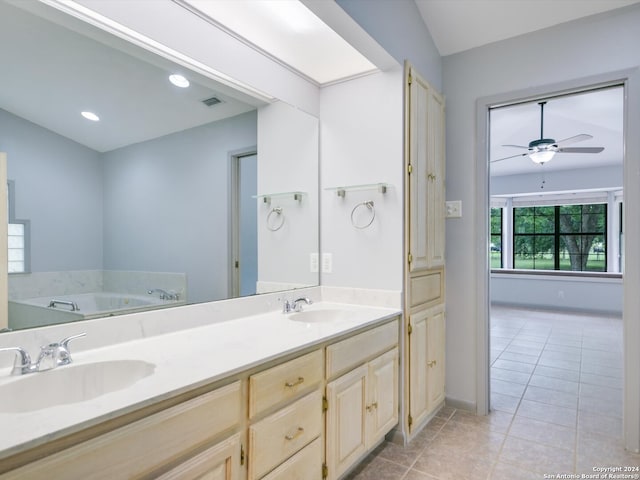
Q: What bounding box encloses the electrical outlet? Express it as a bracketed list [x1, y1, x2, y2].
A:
[445, 200, 462, 218]
[310, 253, 319, 273]
[322, 253, 333, 273]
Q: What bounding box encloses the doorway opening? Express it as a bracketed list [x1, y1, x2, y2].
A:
[481, 80, 630, 445]
[230, 149, 258, 298]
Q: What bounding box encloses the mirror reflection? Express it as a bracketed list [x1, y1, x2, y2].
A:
[0, 0, 319, 331]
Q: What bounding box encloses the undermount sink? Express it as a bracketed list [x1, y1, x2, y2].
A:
[288, 309, 352, 323]
[0, 360, 155, 413]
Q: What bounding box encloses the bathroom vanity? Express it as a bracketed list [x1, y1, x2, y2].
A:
[0, 301, 400, 480]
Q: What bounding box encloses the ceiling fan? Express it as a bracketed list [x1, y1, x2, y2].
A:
[492, 101, 604, 165]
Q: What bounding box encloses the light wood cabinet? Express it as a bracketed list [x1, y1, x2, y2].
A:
[155, 433, 242, 480]
[249, 349, 323, 419]
[406, 66, 445, 272]
[1, 320, 401, 480]
[325, 347, 399, 480]
[408, 304, 445, 432]
[0, 381, 243, 480]
[248, 349, 323, 480]
[404, 62, 446, 438]
[248, 390, 322, 480]
[260, 436, 322, 480]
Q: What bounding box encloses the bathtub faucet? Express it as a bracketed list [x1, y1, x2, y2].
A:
[147, 289, 180, 301]
[48, 299, 80, 311]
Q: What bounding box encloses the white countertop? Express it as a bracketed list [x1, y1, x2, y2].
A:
[0, 301, 400, 460]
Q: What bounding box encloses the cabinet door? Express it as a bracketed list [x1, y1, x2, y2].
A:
[425, 87, 445, 268]
[155, 433, 241, 480]
[367, 347, 398, 446]
[408, 308, 429, 431]
[407, 70, 431, 272]
[325, 364, 368, 480]
[426, 305, 446, 412]
[407, 67, 446, 271]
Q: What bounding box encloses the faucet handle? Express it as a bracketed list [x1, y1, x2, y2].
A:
[57, 333, 86, 366]
[0, 347, 33, 375]
[278, 297, 292, 313]
[60, 333, 86, 350]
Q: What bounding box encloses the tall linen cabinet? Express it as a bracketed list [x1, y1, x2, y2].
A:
[403, 63, 446, 437]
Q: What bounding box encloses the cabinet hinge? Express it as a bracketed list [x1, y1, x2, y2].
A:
[408, 414, 413, 427]
[408, 252, 413, 264]
[322, 463, 329, 479]
[408, 72, 413, 85]
[234, 260, 239, 269]
[408, 323, 413, 335]
[240, 444, 245, 466]
[407, 164, 413, 175]
[322, 395, 328, 413]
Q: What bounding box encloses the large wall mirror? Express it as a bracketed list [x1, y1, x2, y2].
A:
[0, 0, 319, 331]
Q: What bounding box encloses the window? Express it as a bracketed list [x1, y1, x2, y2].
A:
[512, 204, 606, 272]
[490, 207, 502, 268]
[7, 181, 30, 274]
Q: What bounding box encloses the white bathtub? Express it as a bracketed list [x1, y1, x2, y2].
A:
[9, 292, 183, 330]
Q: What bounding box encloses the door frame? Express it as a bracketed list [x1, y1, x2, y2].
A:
[228, 146, 258, 298]
[474, 68, 640, 452]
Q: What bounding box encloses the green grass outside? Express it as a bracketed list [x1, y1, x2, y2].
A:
[490, 252, 605, 271]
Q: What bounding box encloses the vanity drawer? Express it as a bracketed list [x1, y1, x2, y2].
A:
[1, 381, 242, 480]
[248, 390, 322, 480]
[326, 319, 399, 379]
[249, 349, 323, 418]
[261, 437, 322, 480]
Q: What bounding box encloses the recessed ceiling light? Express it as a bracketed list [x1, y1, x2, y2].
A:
[81, 111, 100, 122]
[169, 74, 190, 88]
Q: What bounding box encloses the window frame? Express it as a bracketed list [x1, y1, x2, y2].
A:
[7, 180, 31, 274]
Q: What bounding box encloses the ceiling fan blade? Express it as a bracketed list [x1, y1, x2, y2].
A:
[501, 144, 529, 149]
[490, 152, 528, 163]
[555, 134, 592, 147]
[557, 147, 604, 153]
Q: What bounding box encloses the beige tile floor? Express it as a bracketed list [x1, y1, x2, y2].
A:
[345, 306, 640, 480]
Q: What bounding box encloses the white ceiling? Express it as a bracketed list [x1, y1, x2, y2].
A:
[490, 87, 624, 178]
[182, 0, 377, 85]
[0, 1, 261, 153]
[415, 0, 640, 56]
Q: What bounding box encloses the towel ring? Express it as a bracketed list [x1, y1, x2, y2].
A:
[267, 206, 285, 231]
[350, 200, 375, 229]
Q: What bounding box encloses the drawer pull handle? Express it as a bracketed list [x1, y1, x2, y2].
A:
[285, 427, 304, 441]
[428, 360, 437, 367]
[284, 377, 305, 388]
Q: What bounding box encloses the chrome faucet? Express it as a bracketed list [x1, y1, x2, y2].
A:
[292, 297, 313, 312]
[0, 333, 86, 375]
[281, 296, 313, 313]
[147, 289, 180, 301]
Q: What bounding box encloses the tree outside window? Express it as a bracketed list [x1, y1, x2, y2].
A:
[512, 204, 606, 272]
[490, 207, 502, 268]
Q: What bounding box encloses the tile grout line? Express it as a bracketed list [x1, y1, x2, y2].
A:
[399, 409, 455, 480]
[574, 323, 585, 474]
[487, 313, 547, 479]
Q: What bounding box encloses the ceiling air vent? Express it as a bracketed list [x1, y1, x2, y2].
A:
[202, 96, 222, 107]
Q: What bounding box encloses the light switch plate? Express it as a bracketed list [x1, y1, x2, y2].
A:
[310, 253, 319, 273]
[322, 253, 333, 273]
[445, 200, 462, 218]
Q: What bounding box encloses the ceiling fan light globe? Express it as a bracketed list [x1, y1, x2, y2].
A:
[529, 150, 555, 164]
